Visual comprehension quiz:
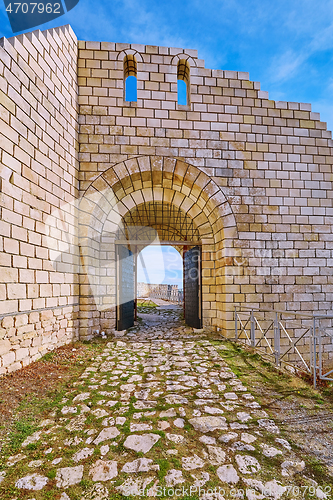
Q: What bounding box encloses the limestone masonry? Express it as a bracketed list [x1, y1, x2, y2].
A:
[1, 24, 333, 374]
[137, 283, 179, 299]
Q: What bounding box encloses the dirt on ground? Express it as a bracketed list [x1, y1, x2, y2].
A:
[0, 342, 97, 450]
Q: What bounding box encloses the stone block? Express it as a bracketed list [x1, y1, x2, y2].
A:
[15, 347, 29, 361]
[1, 351, 15, 367]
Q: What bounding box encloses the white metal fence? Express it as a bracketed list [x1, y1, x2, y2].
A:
[234, 305, 333, 388]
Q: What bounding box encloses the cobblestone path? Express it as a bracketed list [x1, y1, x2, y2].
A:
[0, 308, 330, 499]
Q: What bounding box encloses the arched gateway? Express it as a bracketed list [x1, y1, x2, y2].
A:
[78, 156, 238, 339]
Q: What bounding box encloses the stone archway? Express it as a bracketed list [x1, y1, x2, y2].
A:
[116, 199, 202, 330]
[78, 156, 239, 339]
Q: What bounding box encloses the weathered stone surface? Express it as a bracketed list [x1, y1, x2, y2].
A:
[89, 460, 118, 481]
[61, 406, 78, 415]
[217, 464, 239, 484]
[130, 423, 153, 432]
[73, 392, 90, 402]
[0, 327, 313, 496]
[60, 493, 71, 500]
[241, 433, 257, 444]
[165, 394, 188, 405]
[199, 435, 216, 445]
[158, 420, 170, 430]
[237, 412, 251, 422]
[52, 458, 63, 465]
[224, 392, 238, 400]
[261, 444, 283, 458]
[16, 473, 48, 490]
[97, 444, 107, 456]
[66, 414, 86, 431]
[244, 478, 287, 500]
[218, 432, 238, 443]
[204, 406, 224, 415]
[101, 417, 115, 426]
[189, 416, 228, 433]
[73, 447, 94, 462]
[231, 441, 255, 452]
[122, 458, 159, 473]
[21, 431, 42, 447]
[258, 419, 280, 434]
[123, 433, 160, 453]
[7, 453, 26, 466]
[166, 433, 184, 443]
[182, 454, 205, 470]
[105, 400, 118, 407]
[116, 417, 126, 425]
[160, 409, 177, 417]
[91, 409, 109, 418]
[55, 466, 84, 488]
[133, 400, 156, 409]
[28, 459, 44, 468]
[207, 446, 226, 465]
[235, 455, 261, 474]
[174, 418, 185, 428]
[281, 460, 305, 476]
[165, 469, 185, 486]
[191, 471, 210, 487]
[196, 390, 219, 399]
[93, 427, 120, 445]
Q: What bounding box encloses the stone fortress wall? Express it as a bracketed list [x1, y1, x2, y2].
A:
[137, 282, 179, 298]
[0, 26, 80, 374]
[1, 24, 333, 374]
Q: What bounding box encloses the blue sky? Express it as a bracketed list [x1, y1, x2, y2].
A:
[137, 246, 183, 288]
[1, 0, 333, 132]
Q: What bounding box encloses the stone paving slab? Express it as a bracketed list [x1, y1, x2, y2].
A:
[0, 315, 331, 499]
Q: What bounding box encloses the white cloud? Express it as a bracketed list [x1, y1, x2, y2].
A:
[137, 246, 183, 287]
[268, 17, 333, 84]
[270, 50, 306, 82]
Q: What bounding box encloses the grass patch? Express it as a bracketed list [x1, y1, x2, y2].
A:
[156, 458, 171, 479]
[46, 469, 56, 480]
[0, 341, 106, 470]
[137, 300, 158, 313]
[6, 419, 38, 454]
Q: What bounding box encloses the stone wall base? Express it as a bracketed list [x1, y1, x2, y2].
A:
[0, 305, 79, 375]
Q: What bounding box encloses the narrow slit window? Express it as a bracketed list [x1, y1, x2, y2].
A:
[124, 55, 137, 102]
[177, 59, 190, 106]
[177, 79, 187, 105]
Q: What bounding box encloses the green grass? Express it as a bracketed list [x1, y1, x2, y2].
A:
[46, 469, 56, 479]
[0, 341, 106, 471]
[137, 299, 158, 313]
[156, 458, 170, 479]
[5, 419, 38, 454]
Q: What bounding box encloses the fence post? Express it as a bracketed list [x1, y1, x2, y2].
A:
[250, 310, 255, 347]
[274, 312, 280, 366]
[318, 319, 323, 380]
[234, 306, 238, 340]
[313, 317, 317, 389]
